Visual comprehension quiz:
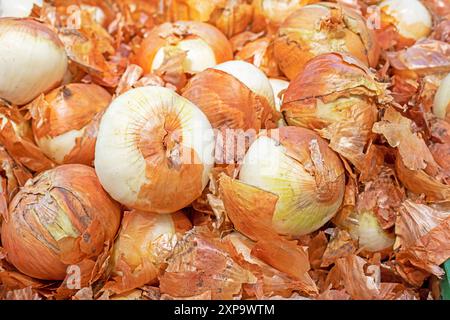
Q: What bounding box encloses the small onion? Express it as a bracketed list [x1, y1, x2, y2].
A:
[238, 126, 345, 237]
[0, 18, 68, 105]
[269, 78, 289, 127]
[433, 73, 450, 122]
[273, 2, 380, 79]
[135, 21, 233, 75]
[168, 0, 253, 38]
[378, 0, 432, 47]
[1, 164, 121, 280]
[0, 0, 42, 18]
[29, 83, 112, 166]
[94, 86, 215, 213]
[281, 53, 384, 171]
[182, 60, 279, 131]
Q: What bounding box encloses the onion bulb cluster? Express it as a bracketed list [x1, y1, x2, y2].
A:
[0, 18, 68, 105]
[29, 83, 112, 166]
[182, 60, 279, 131]
[1, 164, 121, 280]
[94, 86, 215, 213]
[433, 73, 450, 122]
[273, 2, 380, 80]
[134, 21, 233, 76]
[236, 126, 345, 237]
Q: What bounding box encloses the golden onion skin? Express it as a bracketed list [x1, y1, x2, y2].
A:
[273, 2, 380, 80]
[239, 126, 346, 237]
[1, 164, 121, 280]
[30, 83, 112, 166]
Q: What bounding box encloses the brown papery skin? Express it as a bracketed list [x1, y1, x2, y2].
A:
[182, 68, 278, 131]
[1, 164, 121, 280]
[273, 2, 380, 80]
[134, 21, 233, 74]
[30, 83, 111, 165]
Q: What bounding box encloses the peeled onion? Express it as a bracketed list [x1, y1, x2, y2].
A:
[269, 78, 289, 127]
[1, 164, 121, 280]
[94, 86, 215, 213]
[433, 73, 450, 122]
[273, 2, 380, 79]
[134, 21, 233, 75]
[378, 0, 432, 47]
[182, 60, 279, 132]
[0, 18, 68, 105]
[29, 83, 112, 166]
[238, 126, 345, 237]
[0, 0, 42, 18]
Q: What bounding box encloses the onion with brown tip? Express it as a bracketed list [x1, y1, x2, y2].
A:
[273, 2, 380, 80]
[1, 164, 121, 280]
[29, 83, 112, 166]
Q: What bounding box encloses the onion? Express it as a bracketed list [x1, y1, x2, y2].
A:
[238, 126, 345, 237]
[378, 0, 432, 47]
[1, 164, 121, 280]
[433, 73, 450, 122]
[29, 83, 112, 166]
[0, 18, 68, 105]
[107, 210, 192, 294]
[134, 21, 233, 76]
[182, 60, 279, 132]
[281, 52, 384, 172]
[0, 0, 42, 18]
[273, 2, 380, 79]
[168, 0, 253, 37]
[269, 78, 289, 127]
[94, 86, 215, 213]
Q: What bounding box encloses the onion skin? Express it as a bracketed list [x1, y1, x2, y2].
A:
[238, 126, 345, 237]
[95, 86, 215, 213]
[1, 164, 121, 280]
[0, 18, 68, 105]
[134, 21, 233, 75]
[30, 83, 112, 166]
[273, 2, 380, 79]
[281, 53, 383, 171]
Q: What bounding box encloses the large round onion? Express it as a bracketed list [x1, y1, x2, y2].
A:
[433, 73, 450, 122]
[29, 83, 112, 166]
[238, 126, 345, 237]
[0, 18, 68, 105]
[94, 86, 215, 213]
[281, 52, 384, 171]
[0, 0, 42, 18]
[1, 164, 121, 280]
[378, 0, 432, 48]
[181, 60, 279, 131]
[168, 0, 253, 37]
[273, 2, 380, 79]
[134, 21, 233, 75]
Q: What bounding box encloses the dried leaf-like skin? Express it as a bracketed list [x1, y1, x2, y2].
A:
[29, 83, 111, 165]
[105, 210, 192, 294]
[135, 21, 233, 74]
[182, 68, 277, 131]
[395, 201, 450, 286]
[3, 286, 41, 300]
[1, 164, 121, 280]
[273, 2, 380, 79]
[168, 0, 253, 38]
[159, 227, 257, 299]
[282, 53, 383, 173]
[321, 229, 357, 267]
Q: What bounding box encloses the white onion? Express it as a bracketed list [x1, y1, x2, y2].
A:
[0, 18, 68, 105]
[433, 73, 450, 120]
[0, 0, 42, 18]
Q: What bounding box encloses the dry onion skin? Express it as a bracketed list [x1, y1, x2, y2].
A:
[1, 164, 121, 280]
[134, 21, 233, 76]
[181, 60, 279, 131]
[433, 73, 450, 122]
[168, 0, 253, 38]
[94, 86, 215, 213]
[281, 52, 385, 172]
[0, 18, 68, 105]
[273, 2, 380, 80]
[377, 0, 433, 49]
[238, 126, 345, 237]
[29, 83, 112, 166]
